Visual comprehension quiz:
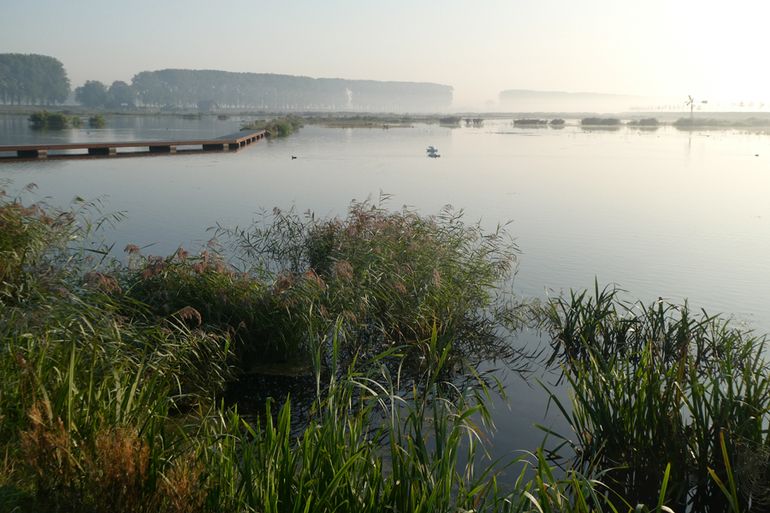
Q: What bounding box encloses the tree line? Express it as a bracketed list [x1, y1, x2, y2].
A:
[0, 54, 454, 112]
[75, 80, 136, 108]
[130, 69, 453, 112]
[0, 54, 69, 105]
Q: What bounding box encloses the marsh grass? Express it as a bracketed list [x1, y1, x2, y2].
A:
[28, 111, 72, 130]
[539, 283, 770, 511]
[218, 197, 523, 371]
[4, 188, 763, 512]
[240, 115, 304, 136]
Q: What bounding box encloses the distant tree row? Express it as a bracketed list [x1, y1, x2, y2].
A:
[0, 55, 453, 112]
[74, 80, 136, 108]
[130, 69, 453, 112]
[0, 54, 70, 105]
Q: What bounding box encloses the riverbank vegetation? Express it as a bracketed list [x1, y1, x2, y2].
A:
[539, 284, 770, 511]
[581, 117, 621, 126]
[28, 111, 78, 130]
[513, 119, 548, 126]
[1, 188, 766, 512]
[627, 117, 659, 127]
[240, 116, 304, 137]
[306, 114, 414, 128]
[88, 114, 106, 128]
[674, 117, 770, 129]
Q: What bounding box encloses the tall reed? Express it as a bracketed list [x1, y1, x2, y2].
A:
[539, 284, 770, 511]
[4, 188, 748, 513]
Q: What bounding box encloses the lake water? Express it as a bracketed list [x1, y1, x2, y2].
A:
[2, 113, 770, 457]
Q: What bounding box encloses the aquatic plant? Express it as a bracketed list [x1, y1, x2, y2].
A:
[627, 118, 659, 127]
[514, 119, 548, 126]
[539, 284, 770, 511]
[219, 198, 523, 369]
[88, 114, 106, 128]
[308, 114, 414, 128]
[121, 247, 323, 365]
[581, 117, 621, 126]
[439, 115, 461, 125]
[3, 188, 764, 513]
[240, 115, 304, 137]
[27, 110, 72, 129]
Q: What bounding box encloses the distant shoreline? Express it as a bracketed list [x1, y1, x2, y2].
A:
[2, 106, 770, 130]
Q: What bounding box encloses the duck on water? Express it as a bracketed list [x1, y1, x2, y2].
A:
[426, 146, 440, 158]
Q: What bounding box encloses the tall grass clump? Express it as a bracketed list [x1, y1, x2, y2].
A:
[0, 185, 119, 303]
[120, 246, 325, 366]
[539, 283, 770, 511]
[121, 197, 523, 377]
[28, 111, 72, 130]
[88, 114, 106, 128]
[218, 197, 522, 369]
[182, 331, 648, 513]
[4, 185, 717, 513]
[190, 333, 502, 512]
[0, 190, 236, 511]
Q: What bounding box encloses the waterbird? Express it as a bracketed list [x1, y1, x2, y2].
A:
[291, 156, 297, 160]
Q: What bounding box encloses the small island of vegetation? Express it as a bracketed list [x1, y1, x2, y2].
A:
[88, 114, 106, 128]
[674, 116, 770, 129]
[240, 115, 304, 137]
[581, 117, 621, 126]
[28, 111, 78, 130]
[627, 117, 659, 127]
[513, 118, 548, 126]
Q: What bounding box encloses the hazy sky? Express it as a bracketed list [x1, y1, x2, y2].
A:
[2, 0, 769, 108]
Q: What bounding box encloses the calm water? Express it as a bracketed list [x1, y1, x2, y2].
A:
[3, 113, 770, 456]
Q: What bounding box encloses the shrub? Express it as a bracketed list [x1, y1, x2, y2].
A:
[514, 119, 548, 126]
[240, 115, 304, 137]
[581, 117, 620, 126]
[88, 115, 106, 128]
[28, 111, 71, 130]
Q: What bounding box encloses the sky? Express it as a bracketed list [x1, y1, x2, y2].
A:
[2, 0, 769, 110]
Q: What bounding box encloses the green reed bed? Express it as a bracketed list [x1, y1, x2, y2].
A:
[539, 284, 770, 511]
[216, 198, 522, 367]
[0, 190, 539, 513]
[3, 187, 763, 512]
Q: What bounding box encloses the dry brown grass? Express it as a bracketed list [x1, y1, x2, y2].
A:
[20, 402, 81, 510]
[19, 401, 209, 513]
[156, 455, 207, 513]
[88, 427, 150, 513]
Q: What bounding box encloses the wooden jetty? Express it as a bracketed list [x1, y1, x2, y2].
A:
[0, 129, 267, 161]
